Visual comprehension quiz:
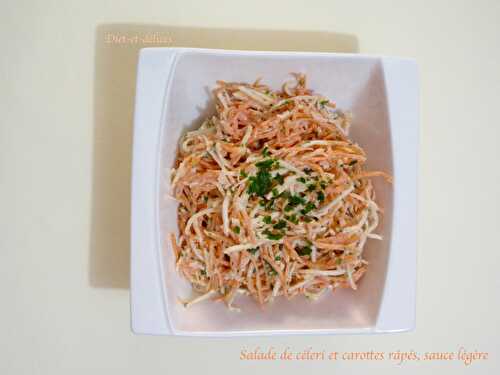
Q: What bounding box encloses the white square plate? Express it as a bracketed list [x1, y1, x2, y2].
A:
[131, 47, 418, 336]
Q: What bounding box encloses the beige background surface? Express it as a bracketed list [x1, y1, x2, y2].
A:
[1, 0, 499, 374]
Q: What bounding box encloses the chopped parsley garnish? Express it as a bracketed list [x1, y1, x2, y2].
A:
[203, 195, 208, 203]
[248, 158, 279, 196]
[300, 202, 316, 215]
[263, 216, 272, 224]
[263, 229, 284, 241]
[285, 214, 299, 224]
[200, 269, 207, 276]
[301, 216, 312, 223]
[273, 220, 287, 230]
[240, 170, 248, 178]
[317, 191, 325, 202]
[320, 181, 327, 189]
[262, 146, 270, 157]
[284, 204, 294, 212]
[273, 174, 285, 185]
[232, 226, 240, 234]
[275, 255, 281, 261]
[279, 190, 291, 199]
[303, 168, 313, 175]
[248, 169, 273, 197]
[297, 177, 306, 183]
[272, 188, 279, 197]
[255, 159, 275, 169]
[319, 99, 329, 106]
[307, 184, 316, 192]
[288, 195, 306, 207]
[297, 246, 312, 256]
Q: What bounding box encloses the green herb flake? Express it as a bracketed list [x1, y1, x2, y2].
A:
[297, 246, 312, 256]
[275, 255, 282, 261]
[262, 146, 270, 157]
[200, 269, 207, 276]
[232, 226, 240, 234]
[274, 173, 285, 185]
[272, 188, 279, 197]
[285, 214, 299, 224]
[240, 170, 248, 178]
[307, 184, 316, 192]
[288, 195, 306, 207]
[203, 195, 209, 203]
[320, 181, 327, 189]
[279, 190, 291, 199]
[300, 206, 315, 216]
[303, 168, 313, 175]
[263, 216, 272, 224]
[255, 159, 275, 170]
[248, 169, 273, 197]
[263, 229, 284, 241]
[273, 220, 287, 230]
[317, 191, 325, 202]
[319, 99, 329, 106]
[297, 177, 306, 183]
